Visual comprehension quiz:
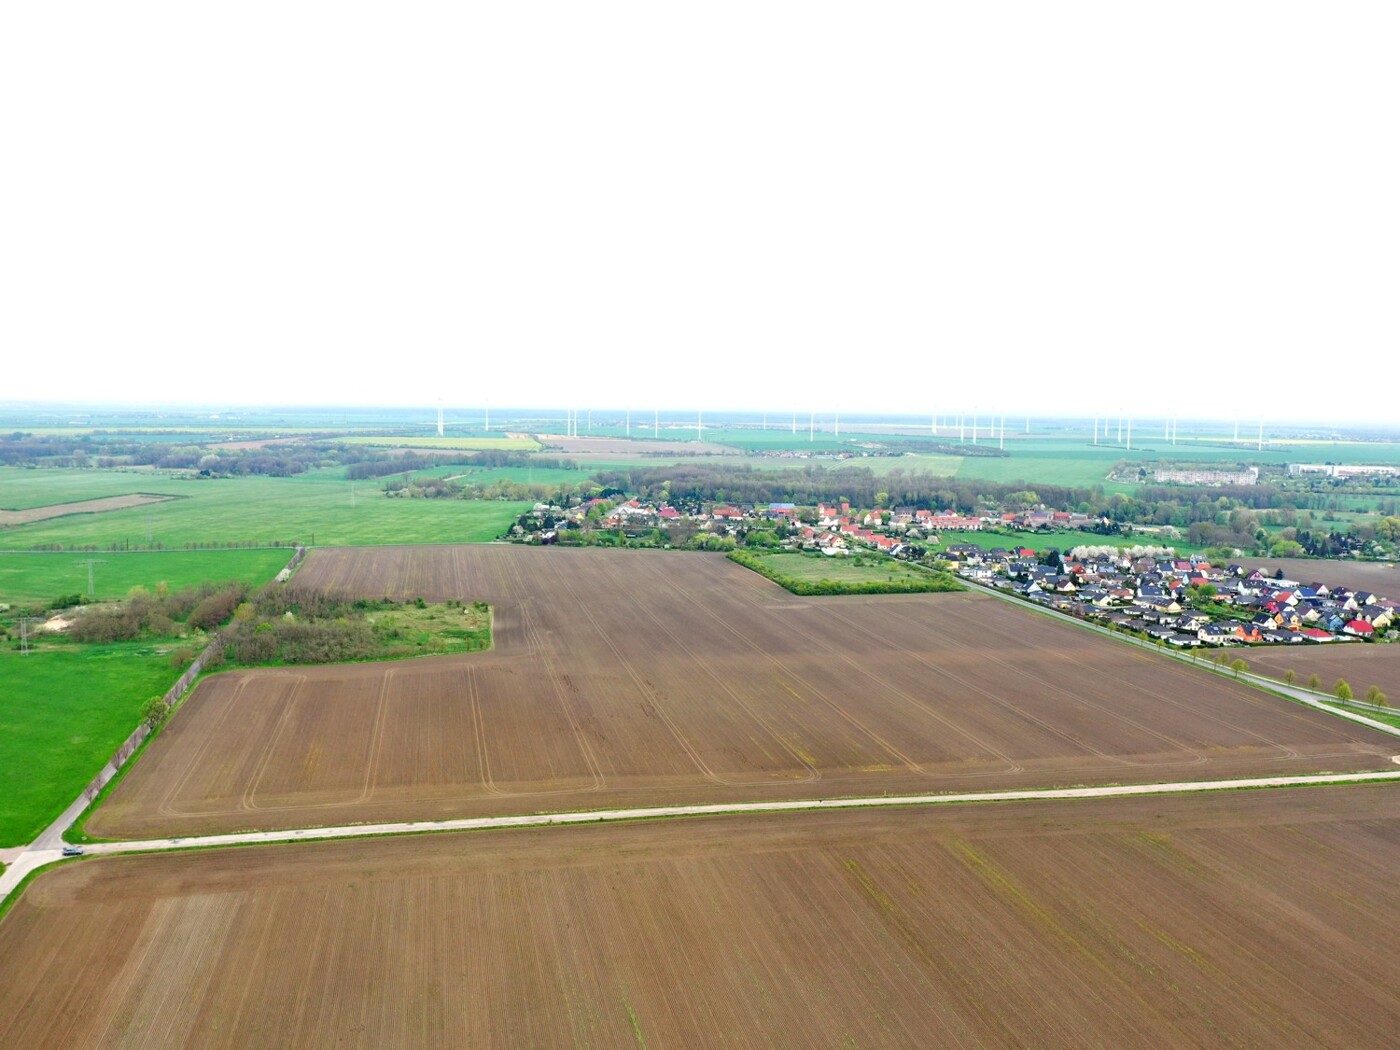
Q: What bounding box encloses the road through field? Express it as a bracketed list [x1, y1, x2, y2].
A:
[6, 766, 1400, 910]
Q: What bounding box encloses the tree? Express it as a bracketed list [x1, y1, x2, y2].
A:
[1284, 669, 1296, 685]
[1230, 658, 1249, 677]
[1366, 685, 1388, 707]
[1334, 679, 1353, 702]
[141, 695, 168, 729]
[1308, 673, 1321, 690]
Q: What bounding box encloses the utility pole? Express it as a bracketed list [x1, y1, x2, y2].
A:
[76, 558, 105, 599]
[18, 616, 43, 655]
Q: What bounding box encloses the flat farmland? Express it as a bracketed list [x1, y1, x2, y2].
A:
[1251, 644, 1400, 704]
[88, 546, 1400, 838]
[1234, 556, 1400, 595]
[0, 492, 175, 527]
[9, 788, 1400, 1048]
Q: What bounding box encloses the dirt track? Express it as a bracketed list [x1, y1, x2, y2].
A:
[88, 546, 1400, 838]
[7, 787, 1400, 1048]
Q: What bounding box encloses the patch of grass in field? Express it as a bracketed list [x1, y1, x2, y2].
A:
[360, 601, 492, 659]
[0, 549, 291, 607]
[341, 435, 540, 452]
[0, 640, 182, 846]
[729, 550, 962, 595]
[0, 468, 528, 549]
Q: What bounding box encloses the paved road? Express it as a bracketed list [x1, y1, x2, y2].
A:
[6, 767, 1400, 907]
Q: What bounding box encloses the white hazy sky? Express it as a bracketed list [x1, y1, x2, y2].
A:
[2, 3, 1396, 420]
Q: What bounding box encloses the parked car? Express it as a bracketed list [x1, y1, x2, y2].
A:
[61, 846, 83, 857]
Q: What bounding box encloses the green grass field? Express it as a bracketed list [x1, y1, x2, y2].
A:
[0, 469, 529, 549]
[731, 550, 961, 594]
[0, 469, 189, 511]
[0, 549, 293, 607]
[0, 640, 183, 846]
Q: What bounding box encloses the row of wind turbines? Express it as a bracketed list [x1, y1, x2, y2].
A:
[432, 401, 1272, 452]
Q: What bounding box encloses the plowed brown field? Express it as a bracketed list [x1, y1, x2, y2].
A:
[89, 546, 1400, 838]
[8, 787, 1400, 1048]
[0, 493, 174, 526]
[1251, 644, 1400, 705]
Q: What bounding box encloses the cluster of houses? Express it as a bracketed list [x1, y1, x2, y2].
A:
[519, 496, 1109, 554]
[947, 545, 1396, 647]
[786, 502, 1102, 557]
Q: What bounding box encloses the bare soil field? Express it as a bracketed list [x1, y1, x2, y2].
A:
[0, 493, 174, 526]
[8, 787, 1400, 1048]
[88, 547, 1400, 838]
[1235, 556, 1400, 595]
[1251, 644, 1400, 703]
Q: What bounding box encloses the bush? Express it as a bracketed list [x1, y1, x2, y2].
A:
[188, 585, 247, 631]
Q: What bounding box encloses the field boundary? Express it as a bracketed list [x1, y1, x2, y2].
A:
[6, 769, 1400, 913]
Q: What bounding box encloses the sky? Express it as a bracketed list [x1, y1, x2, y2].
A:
[2, 3, 1396, 421]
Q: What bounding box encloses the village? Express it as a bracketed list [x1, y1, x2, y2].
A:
[951, 545, 1395, 648]
[515, 496, 1396, 649]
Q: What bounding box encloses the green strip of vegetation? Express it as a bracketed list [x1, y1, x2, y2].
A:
[216, 594, 491, 667]
[728, 550, 962, 596]
[0, 548, 291, 607]
[0, 640, 183, 847]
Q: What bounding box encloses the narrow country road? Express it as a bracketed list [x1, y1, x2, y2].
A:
[5, 767, 1400, 908]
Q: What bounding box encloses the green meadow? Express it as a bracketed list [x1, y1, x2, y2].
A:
[0, 469, 528, 549]
[0, 640, 182, 846]
[0, 549, 292, 607]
